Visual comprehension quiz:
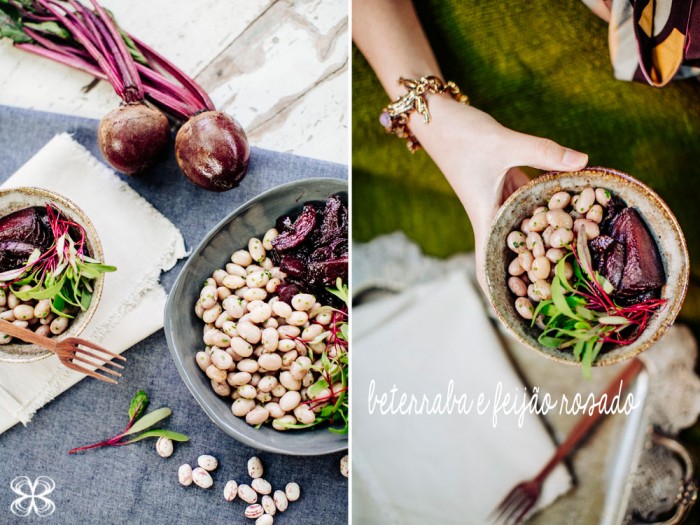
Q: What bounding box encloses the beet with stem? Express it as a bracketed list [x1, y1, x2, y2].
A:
[174, 111, 250, 191]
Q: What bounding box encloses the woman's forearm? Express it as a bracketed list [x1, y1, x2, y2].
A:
[352, 0, 441, 99]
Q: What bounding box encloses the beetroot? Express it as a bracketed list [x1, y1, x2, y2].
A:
[270, 195, 348, 307]
[98, 104, 169, 175]
[174, 111, 250, 191]
[0, 207, 52, 251]
[609, 208, 666, 297]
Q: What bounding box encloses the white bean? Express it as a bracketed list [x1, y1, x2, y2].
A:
[265, 402, 285, 419]
[542, 226, 554, 248]
[526, 232, 545, 258]
[294, 404, 315, 424]
[291, 294, 315, 311]
[198, 455, 218, 471]
[238, 484, 258, 504]
[507, 231, 528, 253]
[232, 398, 256, 417]
[274, 490, 288, 512]
[245, 504, 265, 519]
[238, 359, 259, 374]
[49, 316, 68, 335]
[279, 391, 301, 411]
[247, 271, 270, 289]
[256, 515, 274, 525]
[248, 238, 266, 263]
[252, 478, 272, 495]
[531, 257, 551, 280]
[206, 365, 227, 383]
[508, 258, 525, 276]
[261, 327, 279, 352]
[272, 301, 293, 318]
[223, 274, 246, 290]
[196, 351, 212, 371]
[595, 187, 611, 206]
[262, 494, 276, 516]
[548, 191, 571, 210]
[517, 251, 534, 272]
[285, 483, 300, 502]
[528, 212, 548, 232]
[202, 304, 222, 324]
[246, 406, 269, 426]
[258, 353, 282, 371]
[211, 349, 233, 370]
[250, 303, 272, 324]
[280, 371, 301, 391]
[238, 322, 262, 344]
[549, 228, 574, 248]
[527, 284, 540, 303]
[533, 279, 552, 300]
[211, 380, 231, 397]
[507, 277, 527, 297]
[229, 371, 252, 386]
[544, 248, 563, 263]
[586, 204, 604, 224]
[224, 480, 238, 501]
[155, 436, 174, 458]
[33, 300, 51, 319]
[546, 209, 573, 229]
[575, 187, 595, 214]
[248, 456, 264, 479]
[178, 464, 193, 486]
[192, 467, 213, 489]
[286, 311, 308, 326]
[231, 250, 253, 267]
[243, 288, 267, 302]
[262, 228, 279, 250]
[238, 385, 257, 399]
[573, 218, 600, 239]
[200, 285, 217, 309]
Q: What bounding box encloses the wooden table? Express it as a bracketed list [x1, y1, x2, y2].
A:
[0, 0, 348, 165]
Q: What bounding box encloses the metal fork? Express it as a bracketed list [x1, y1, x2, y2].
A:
[492, 358, 644, 524]
[0, 320, 126, 384]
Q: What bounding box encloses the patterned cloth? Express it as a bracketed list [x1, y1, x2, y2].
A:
[583, 0, 700, 86]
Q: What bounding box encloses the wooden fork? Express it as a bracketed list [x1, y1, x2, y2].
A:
[0, 320, 126, 384]
[492, 358, 644, 524]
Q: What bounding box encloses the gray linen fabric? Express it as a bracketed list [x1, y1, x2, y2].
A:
[0, 106, 348, 525]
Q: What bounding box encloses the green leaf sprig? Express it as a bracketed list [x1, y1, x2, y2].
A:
[68, 390, 188, 454]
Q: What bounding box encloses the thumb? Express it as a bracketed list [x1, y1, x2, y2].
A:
[508, 132, 588, 172]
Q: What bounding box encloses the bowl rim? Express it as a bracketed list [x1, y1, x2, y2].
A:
[484, 167, 689, 367]
[164, 177, 348, 455]
[0, 186, 105, 363]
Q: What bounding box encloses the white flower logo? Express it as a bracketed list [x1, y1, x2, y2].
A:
[10, 476, 56, 517]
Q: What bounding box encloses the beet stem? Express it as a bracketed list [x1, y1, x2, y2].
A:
[131, 35, 215, 112]
[88, 0, 144, 102]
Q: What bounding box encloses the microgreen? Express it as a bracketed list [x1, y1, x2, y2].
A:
[534, 229, 666, 379]
[68, 390, 188, 454]
[279, 279, 349, 433]
[0, 204, 115, 318]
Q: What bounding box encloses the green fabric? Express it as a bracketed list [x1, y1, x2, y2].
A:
[352, 0, 700, 328]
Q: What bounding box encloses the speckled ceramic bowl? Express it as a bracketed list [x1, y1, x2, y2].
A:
[165, 178, 348, 455]
[484, 168, 689, 367]
[0, 187, 105, 363]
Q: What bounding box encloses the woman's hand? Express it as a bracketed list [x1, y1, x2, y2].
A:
[407, 95, 588, 290]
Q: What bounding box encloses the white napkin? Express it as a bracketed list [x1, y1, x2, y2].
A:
[353, 271, 572, 524]
[0, 134, 186, 433]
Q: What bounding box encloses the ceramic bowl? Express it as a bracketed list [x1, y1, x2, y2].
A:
[484, 168, 688, 367]
[165, 178, 348, 455]
[0, 187, 105, 363]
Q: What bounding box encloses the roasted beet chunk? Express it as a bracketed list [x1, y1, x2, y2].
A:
[269, 194, 348, 307]
[601, 241, 625, 290]
[608, 208, 665, 297]
[0, 240, 41, 272]
[272, 204, 317, 251]
[0, 207, 52, 252]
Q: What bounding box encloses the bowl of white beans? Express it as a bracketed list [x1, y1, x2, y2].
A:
[165, 178, 348, 455]
[484, 167, 688, 367]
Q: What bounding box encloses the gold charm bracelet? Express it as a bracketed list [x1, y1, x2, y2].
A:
[379, 75, 470, 153]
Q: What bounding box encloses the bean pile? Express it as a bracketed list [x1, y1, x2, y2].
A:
[506, 187, 612, 321]
[194, 229, 343, 430]
[178, 454, 301, 524]
[0, 287, 71, 343]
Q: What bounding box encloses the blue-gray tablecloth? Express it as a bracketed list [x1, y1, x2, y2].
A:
[0, 105, 348, 525]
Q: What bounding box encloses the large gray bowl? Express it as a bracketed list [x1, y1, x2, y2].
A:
[484, 168, 688, 367]
[165, 178, 348, 455]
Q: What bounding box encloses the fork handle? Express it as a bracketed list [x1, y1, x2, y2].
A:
[535, 358, 644, 483]
[0, 319, 60, 352]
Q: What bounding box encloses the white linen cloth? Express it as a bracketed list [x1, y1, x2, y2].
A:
[0, 133, 186, 433]
[353, 270, 572, 524]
